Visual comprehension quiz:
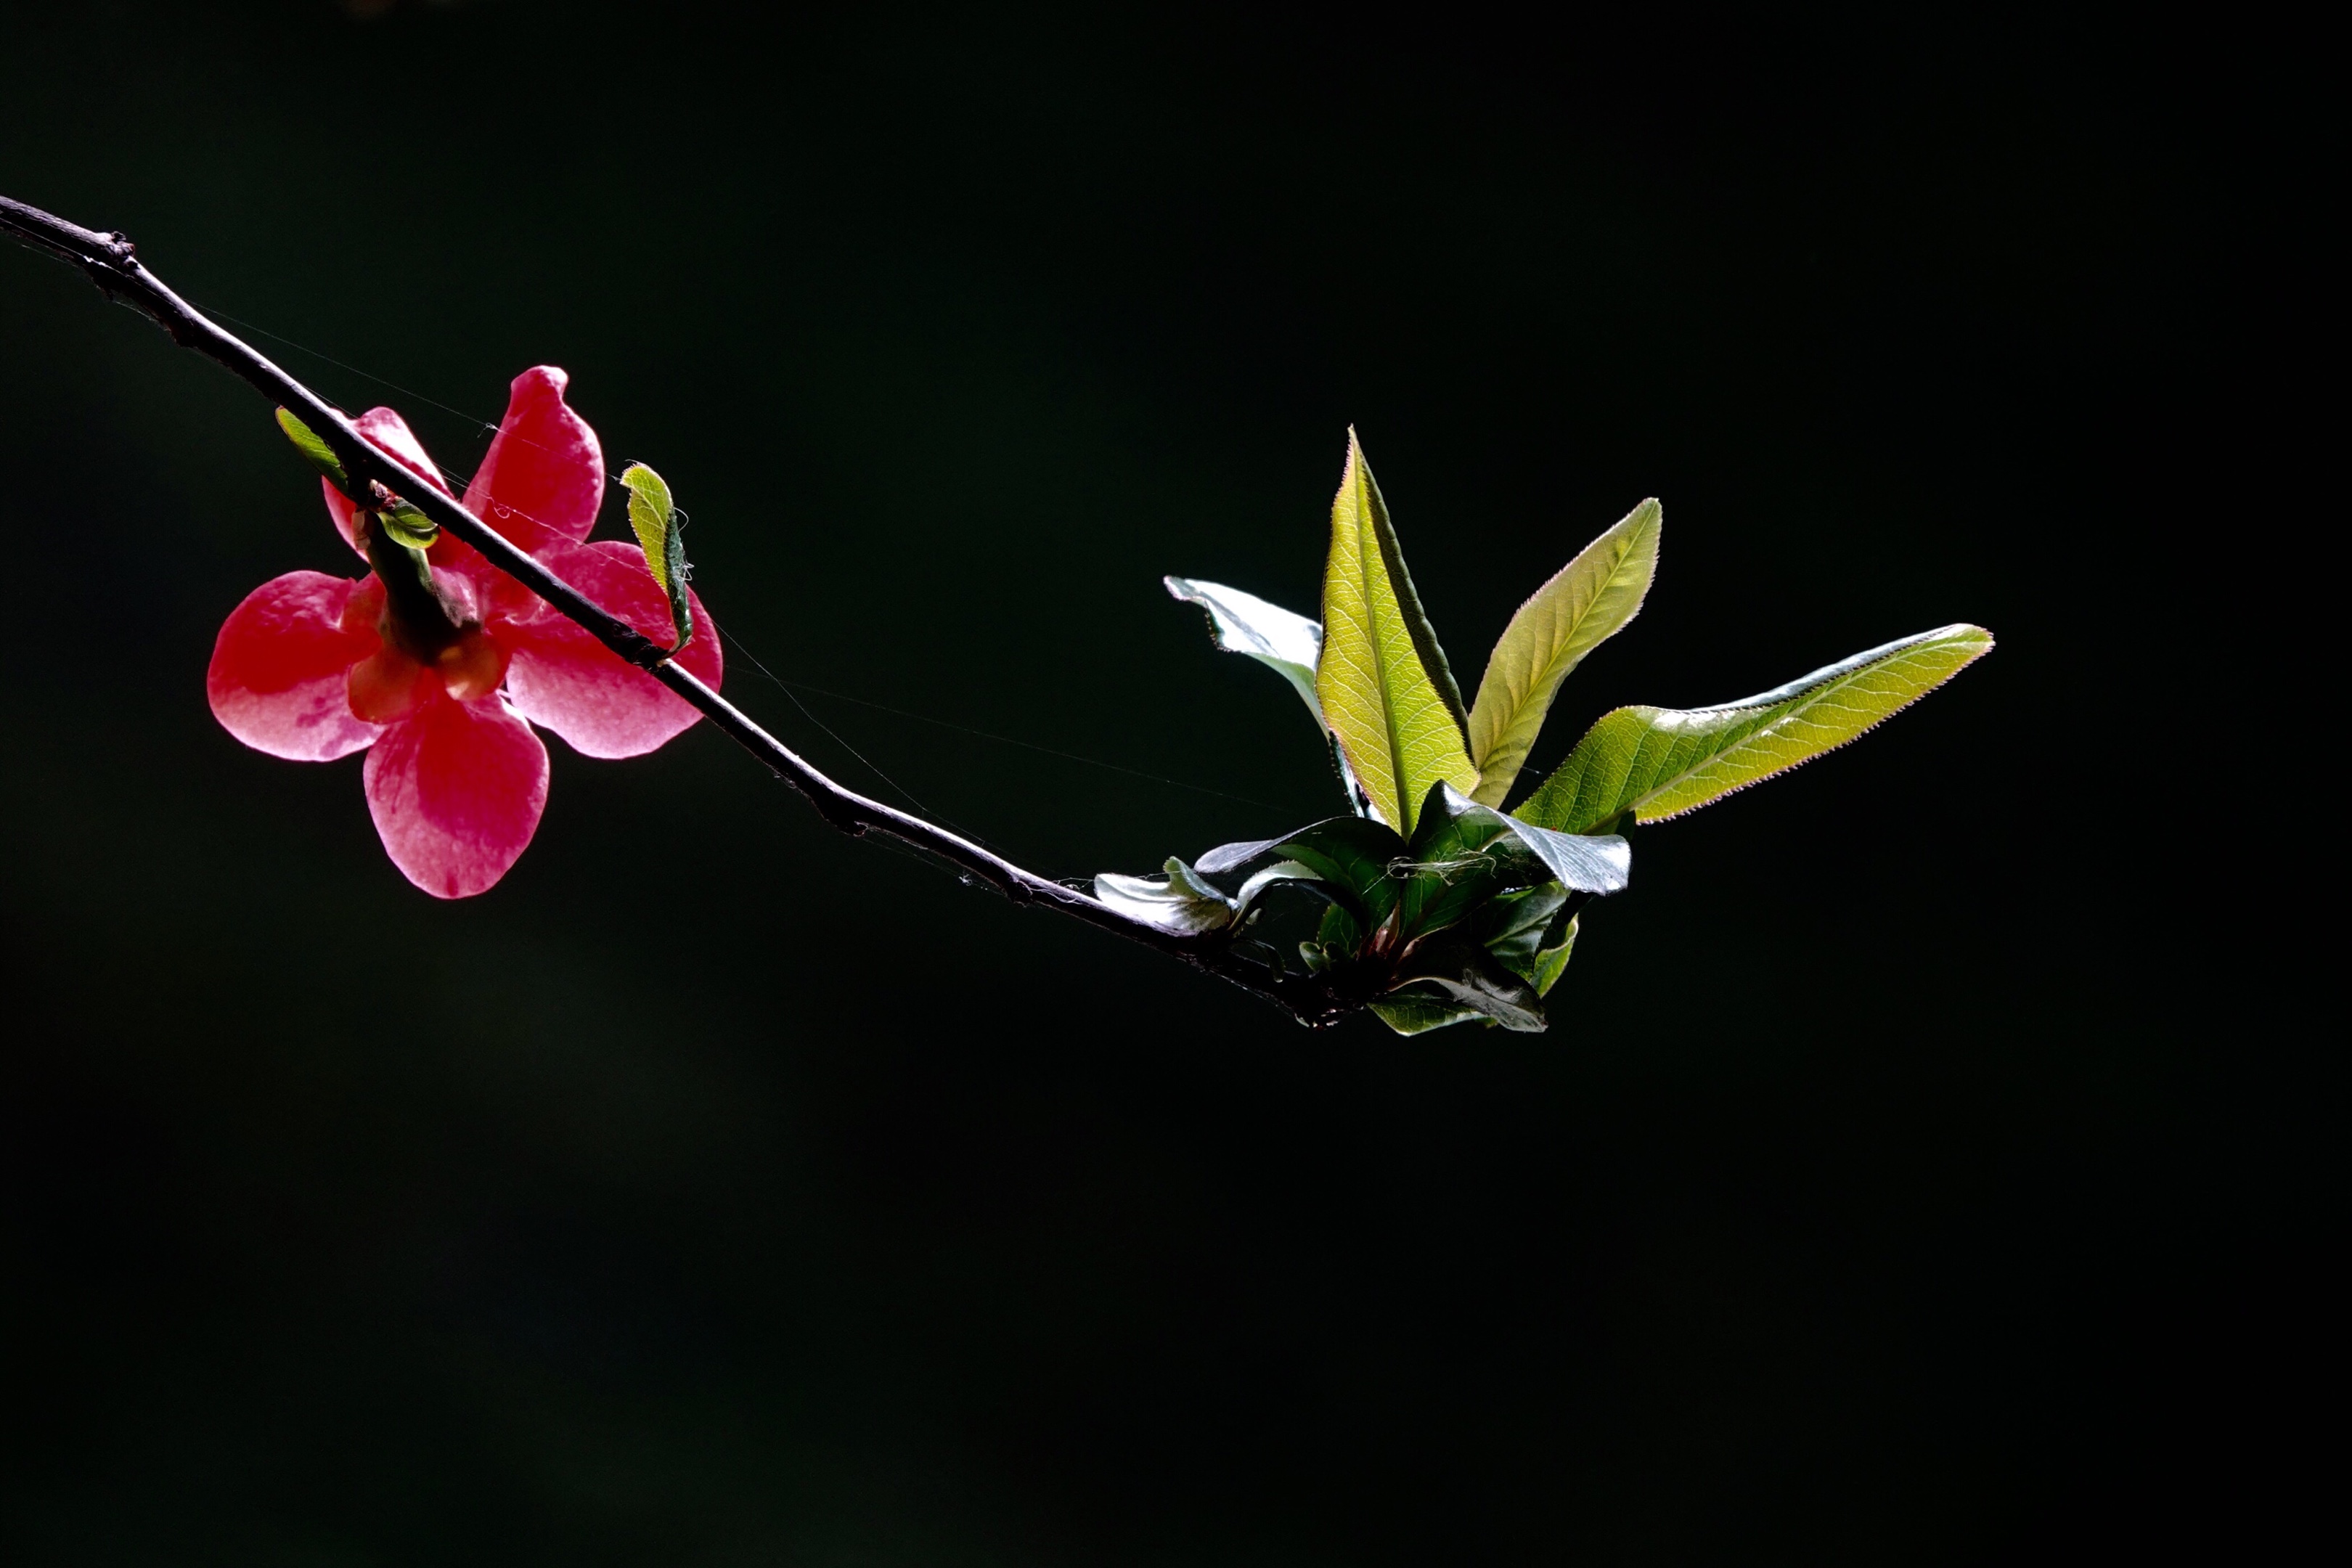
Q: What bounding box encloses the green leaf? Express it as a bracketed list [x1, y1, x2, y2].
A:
[1193, 836, 1289, 881]
[621, 462, 694, 650]
[1315, 430, 1477, 836]
[1094, 857, 1238, 936]
[1395, 782, 1628, 946]
[1299, 901, 1363, 977]
[1466, 498, 1659, 807]
[1384, 932, 1547, 1034]
[1167, 576, 1375, 815]
[1270, 814, 1409, 932]
[274, 407, 347, 487]
[1164, 576, 1324, 727]
[1478, 886, 1580, 996]
[1231, 859, 1327, 917]
[1367, 993, 1489, 1035]
[375, 495, 438, 550]
[1094, 854, 1323, 937]
[1394, 782, 1538, 943]
[1527, 915, 1577, 997]
[1514, 624, 1996, 833]
[1500, 813, 1630, 897]
[1479, 884, 1567, 975]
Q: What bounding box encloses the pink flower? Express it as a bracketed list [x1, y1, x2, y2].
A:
[207, 367, 722, 897]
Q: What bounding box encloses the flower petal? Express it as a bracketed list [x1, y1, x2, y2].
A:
[208, 571, 382, 761]
[323, 407, 452, 556]
[498, 540, 723, 759]
[363, 693, 550, 899]
[462, 367, 604, 547]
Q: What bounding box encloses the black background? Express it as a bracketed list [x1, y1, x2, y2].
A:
[0, 3, 2270, 1561]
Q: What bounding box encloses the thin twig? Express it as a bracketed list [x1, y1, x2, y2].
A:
[1, 192, 1360, 1027]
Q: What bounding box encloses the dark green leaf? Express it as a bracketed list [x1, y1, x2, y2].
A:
[1270, 815, 1408, 930]
[1383, 932, 1547, 1034]
[1394, 782, 1628, 942]
[1301, 902, 1364, 976]
[1394, 781, 1540, 942]
[1479, 884, 1567, 976]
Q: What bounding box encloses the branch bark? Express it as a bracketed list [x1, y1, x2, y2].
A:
[1, 192, 1359, 1026]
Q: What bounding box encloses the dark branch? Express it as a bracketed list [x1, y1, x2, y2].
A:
[1, 192, 1361, 1028]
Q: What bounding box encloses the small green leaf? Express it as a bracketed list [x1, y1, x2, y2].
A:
[1527, 915, 1577, 997]
[1514, 624, 1996, 833]
[1299, 902, 1363, 977]
[375, 496, 438, 550]
[621, 462, 694, 650]
[275, 407, 346, 487]
[1319, 901, 1363, 946]
[1315, 430, 1478, 836]
[1466, 498, 1659, 806]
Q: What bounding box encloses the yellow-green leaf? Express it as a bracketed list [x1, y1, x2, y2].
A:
[274, 407, 346, 487]
[375, 495, 438, 550]
[1465, 497, 1659, 807]
[620, 462, 693, 650]
[1314, 430, 1477, 836]
[1513, 624, 1994, 833]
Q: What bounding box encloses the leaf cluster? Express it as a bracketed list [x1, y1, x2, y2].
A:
[1114, 430, 1991, 1034]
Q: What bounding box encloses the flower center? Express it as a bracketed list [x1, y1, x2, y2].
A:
[360, 511, 470, 661]
[348, 511, 511, 722]
[436, 627, 507, 701]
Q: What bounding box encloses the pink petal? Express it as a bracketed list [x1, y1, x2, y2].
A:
[497, 539, 723, 759]
[363, 692, 550, 899]
[462, 367, 604, 547]
[322, 407, 453, 556]
[208, 571, 382, 761]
